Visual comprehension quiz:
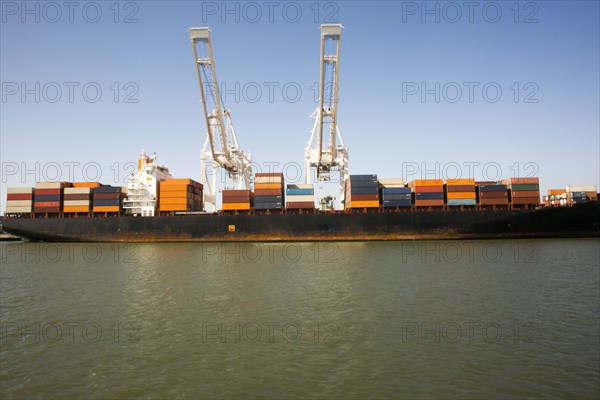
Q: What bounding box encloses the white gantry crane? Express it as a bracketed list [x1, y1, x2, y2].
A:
[190, 27, 252, 211]
[304, 24, 349, 208]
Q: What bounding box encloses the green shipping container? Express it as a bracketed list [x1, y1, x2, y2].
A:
[510, 184, 540, 191]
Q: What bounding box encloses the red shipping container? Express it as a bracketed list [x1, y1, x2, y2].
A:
[511, 191, 540, 198]
[446, 185, 475, 192]
[286, 202, 315, 209]
[413, 185, 443, 193]
[35, 188, 61, 195]
[348, 193, 379, 201]
[479, 191, 508, 198]
[7, 193, 33, 200]
[506, 177, 539, 185]
[34, 201, 60, 207]
[415, 200, 444, 206]
[479, 198, 509, 205]
[511, 197, 540, 205]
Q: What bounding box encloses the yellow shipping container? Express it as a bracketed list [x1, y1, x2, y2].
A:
[348, 200, 380, 208]
[63, 206, 91, 213]
[445, 178, 475, 185]
[254, 183, 282, 190]
[93, 206, 120, 212]
[222, 203, 251, 210]
[447, 192, 476, 199]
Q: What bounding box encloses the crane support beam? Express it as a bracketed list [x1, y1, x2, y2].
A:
[305, 24, 349, 208]
[190, 27, 252, 211]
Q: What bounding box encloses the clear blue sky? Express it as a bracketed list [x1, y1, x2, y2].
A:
[1, 1, 599, 210]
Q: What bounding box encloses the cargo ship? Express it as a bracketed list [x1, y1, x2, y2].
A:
[3, 25, 599, 241]
[3, 151, 599, 242]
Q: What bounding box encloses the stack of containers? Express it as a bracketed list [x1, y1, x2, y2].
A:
[5, 187, 34, 214]
[566, 185, 597, 205]
[222, 190, 253, 211]
[254, 173, 284, 210]
[378, 178, 411, 208]
[34, 182, 68, 213]
[159, 179, 203, 212]
[345, 175, 379, 209]
[92, 186, 126, 213]
[285, 184, 315, 209]
[409, 179, 444, 207]
[445, 178, 476, 206]
[505, 178, 540, 206]
[544, 189, 566, 207]
[63, 182, 100, 213]
[477, 181, 509, 206]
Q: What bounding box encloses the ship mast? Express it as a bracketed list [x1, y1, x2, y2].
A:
[190, 27, 252, 211]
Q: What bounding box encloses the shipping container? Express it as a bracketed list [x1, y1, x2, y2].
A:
[286, 201, 315, 209]
[415, 200, 445, 207]
[93, 206, 120, 212]
[7, 193, 33, 201]
[447, 192, 476, 200]
[505, 177, 539, 185]
[284, 195, 314, 203]
[415, 192, 444, 200]
[72, 182, 101, 188]
[64, 206, 91, 213]
[347, 200, 379, 208]
[7, 187, 34, 194]
[447, 199, 476, 206]
[381, 187, 411, 195]
[222, 203, 251, 211]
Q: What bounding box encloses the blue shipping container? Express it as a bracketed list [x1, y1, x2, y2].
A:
[415, 192, 444, 200]
[447, 199, 477, 206]
[382, 187, 411, 194]
[286, 188, 314, 196]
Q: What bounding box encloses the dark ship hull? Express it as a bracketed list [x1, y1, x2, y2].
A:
[3, 202, 599, 242]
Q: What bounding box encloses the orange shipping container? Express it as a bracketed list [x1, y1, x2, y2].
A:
[347, 200, 379, 208]
[409, 179, 444, 187]
[445, 178, 475, 185]
[72, 182, 101, 188]
[548, 189, 566, 195]
[447, 192, 476, 199]
[63, 206, 91, 213]
[254, 183, 282, 190]
[93, 206, 120, 212]
[222, 203, 251, 210]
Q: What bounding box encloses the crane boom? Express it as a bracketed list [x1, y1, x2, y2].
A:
[305, 24, 349, 207]
[190, 27, 252, 210]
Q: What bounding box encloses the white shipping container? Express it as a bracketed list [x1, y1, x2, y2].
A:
[285, 195, 314, 202]
[7, 187, 34, 194]
[64, 187, 92, 194]
[63, 200, 91, 207]
[6, 200, 33, 207]
[566, 185, 597, 193]
[35, 182, 65, 189]
[5, 206, 33, 213]
[254, 176, 283, 184]
[378, 178, 405, 187]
